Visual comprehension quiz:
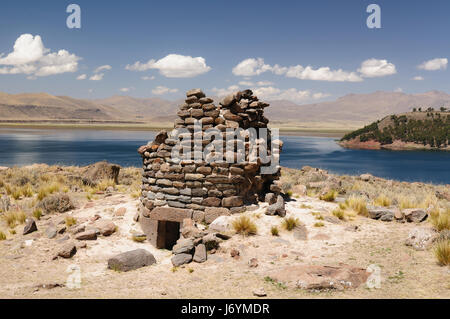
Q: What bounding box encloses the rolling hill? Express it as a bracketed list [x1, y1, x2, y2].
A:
[1, 90, 450, 129]
[340, 111, 450, 150]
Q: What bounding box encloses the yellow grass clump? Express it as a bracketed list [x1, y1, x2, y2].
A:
[65, 216, 77, 227]
[270, 226, 279, 236]
[282, 216, 300, 231]
[232, 215, 257, 236]
[345, 196, 368, 217]
[3, 210, 27, 228]
[332, 208, 346, 220]
[319, 190, 337, 202]
[433, 240, 450, 266]
[429, 208, 450, 232]
[0, 230, 6, 241]
[373, 194, 392, 207]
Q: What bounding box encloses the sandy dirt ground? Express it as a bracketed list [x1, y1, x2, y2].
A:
[0, 193, 449, 299]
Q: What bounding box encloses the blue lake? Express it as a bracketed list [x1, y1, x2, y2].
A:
[0, 128, 449, 184]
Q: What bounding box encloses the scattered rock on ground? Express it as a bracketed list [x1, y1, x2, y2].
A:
[56, 242, 77, 259]
[253, 287, 267, 297]
[172, 238, 194, 255]
[171, 253, 193, 267]
[293, 225, 308, 240]
[193, 244, 207, 263]
[23, 218, 37, 235]
[108, 249, 156, 272]
[75, 229, 97, 240]
[94, 220, 116, 236]
[266, 195, 286, 217]
[404, 209, 428, 223]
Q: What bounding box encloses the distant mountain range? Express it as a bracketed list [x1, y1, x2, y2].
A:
[1, 90, 450, 127]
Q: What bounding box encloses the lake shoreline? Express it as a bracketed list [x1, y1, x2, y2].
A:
[0, 122, 348, 138]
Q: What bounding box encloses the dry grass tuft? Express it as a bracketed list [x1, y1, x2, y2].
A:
[282, 216, 300, 231]
[314, 222, 325, 227]
[65, 216, 77, 227]
[373, 194, 392, 207]
[270, 226, 279, 236]
[32, 208, 43, 220]
[3, 210, 26, 228]
[429, 208, 450, 232]
[332, 208, 346, 220]
[433, 239, 450, 266]
[232, 215, 257, 236]
[344, 196, 368, 217]
[0, 230, 6, 240]
[319, 190, 337, 202]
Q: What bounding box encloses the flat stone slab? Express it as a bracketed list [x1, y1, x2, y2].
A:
[267, 264, 370, 291]
[149, 207, 193, 223]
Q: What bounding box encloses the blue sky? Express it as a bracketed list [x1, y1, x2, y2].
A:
[0, 0, 449, 103]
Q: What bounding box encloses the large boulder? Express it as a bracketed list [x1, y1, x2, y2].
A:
[405, 227, 438, 251]
[209, 216, 232, 233]
[404, 209, 428, 223]
[108, 249, 156, 272]
[266, 195, 286, 217]
[38, 194, 74, 214]
[82, 161, 121, 186]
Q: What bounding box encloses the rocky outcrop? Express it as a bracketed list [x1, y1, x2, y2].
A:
[82, 161, 121, 186]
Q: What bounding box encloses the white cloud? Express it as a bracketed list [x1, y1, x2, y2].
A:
[141, 75, 155, 80]
[94, 65, 112, 73]
[77, 74, 87, 80]
[126, 54, 211, 78]
[418, 58, 448, 71]
[412, 76, 424, 81]
[232, 57, 399, 82]
[256, 81, 274, 86]
[119, 87, 134, 93]
[238, 80, 275, 87]
[211, 85, 240, 97]
[89, 73, 104, 81]
[285, 65, 363, 82]
[253, 86, 329, 103]
[232, 58, 272, 76]
[152, 86, 178, 95]
[0, 34, 80, 77]
[358, 59, 397, 78]
[394, 87, 403, 93]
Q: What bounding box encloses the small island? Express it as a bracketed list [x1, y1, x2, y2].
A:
[339, 108, 450, 151]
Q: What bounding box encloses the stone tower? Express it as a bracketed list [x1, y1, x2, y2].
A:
[137, 89, 283, 249]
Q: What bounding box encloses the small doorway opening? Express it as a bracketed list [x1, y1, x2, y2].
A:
[158, 220, 180, 250]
